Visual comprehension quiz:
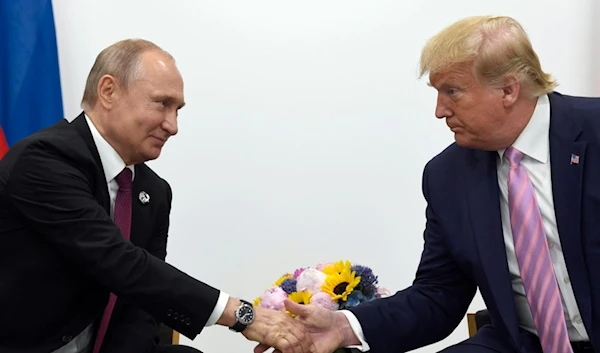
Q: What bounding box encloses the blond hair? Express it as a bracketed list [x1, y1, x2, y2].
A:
[419, 15, 557, 97]
[81, 39, 173, 109]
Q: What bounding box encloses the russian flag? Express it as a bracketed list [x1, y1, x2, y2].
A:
[0, 0, 64, 159]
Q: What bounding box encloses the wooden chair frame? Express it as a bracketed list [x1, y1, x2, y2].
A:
[467, 313, 478, 337]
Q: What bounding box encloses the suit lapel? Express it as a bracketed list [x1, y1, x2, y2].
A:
[72, 113, 154, 248]
[130, 165, 153, 247]
[71, 113, 110, 214]
[547, 93, 592, 331]
[465, 149, 521, 344]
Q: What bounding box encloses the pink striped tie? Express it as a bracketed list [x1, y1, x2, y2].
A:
[505, 147, 572, 353]
[92, 168, 133, 353]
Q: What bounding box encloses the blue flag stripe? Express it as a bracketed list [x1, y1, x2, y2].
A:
[0, 0, 63, 147]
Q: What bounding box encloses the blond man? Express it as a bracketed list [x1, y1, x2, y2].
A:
[280, 16, 598, 353]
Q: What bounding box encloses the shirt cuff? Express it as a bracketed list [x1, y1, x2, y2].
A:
[339, 310, 370, 352]
[205, 291, 230, 326]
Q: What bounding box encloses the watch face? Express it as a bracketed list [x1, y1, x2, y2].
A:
[238, 305, 255, 324]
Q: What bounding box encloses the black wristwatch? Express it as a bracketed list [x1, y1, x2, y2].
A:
[229, 299, 255, 332]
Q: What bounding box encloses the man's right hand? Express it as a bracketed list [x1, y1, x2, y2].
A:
[254, 299, 360, 353]
[217, 297, 316, 353]
[243, 304, 316, 353]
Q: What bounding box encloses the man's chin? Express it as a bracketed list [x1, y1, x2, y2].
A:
[454, 137, 496, 151]
[142, 149, 162, 162]
[453, 135, 477, 149]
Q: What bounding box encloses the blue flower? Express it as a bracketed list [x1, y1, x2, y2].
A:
[344, 290, 367, 308]
[365, 293, 377, 302]
[280, 278, 297, 295]
[351, 265, 378, 297]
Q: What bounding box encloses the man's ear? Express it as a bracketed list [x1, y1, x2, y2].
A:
[97, 75, 119, 109]
[501, 75, 520, 108]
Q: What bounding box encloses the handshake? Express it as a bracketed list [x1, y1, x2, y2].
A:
[241, 296, 349, 353]
[224, 261, 389, 353]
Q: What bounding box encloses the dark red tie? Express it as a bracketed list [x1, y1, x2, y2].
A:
[93, 168, 132, 353]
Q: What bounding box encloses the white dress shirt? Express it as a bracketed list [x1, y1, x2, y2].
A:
[342, 94, 588, 351]
[52, 115, 228, 352]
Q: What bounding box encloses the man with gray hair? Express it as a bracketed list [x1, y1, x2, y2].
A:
[0, 39, 315, 353]
[281, 15, 600, 353]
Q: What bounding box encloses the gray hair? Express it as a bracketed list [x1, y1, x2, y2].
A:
[81, 38, 174, 109]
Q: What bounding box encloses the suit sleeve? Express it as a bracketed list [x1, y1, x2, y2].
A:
[348, 161, 477, 352]
[6, 142, 219, 339]
[99, 181, 174, 353]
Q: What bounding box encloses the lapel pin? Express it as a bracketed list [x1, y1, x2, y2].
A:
[139, 191, 150, 204]
[570, 154, 580, 165]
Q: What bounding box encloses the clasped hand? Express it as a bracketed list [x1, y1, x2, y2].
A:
[244, 299, 350, 353]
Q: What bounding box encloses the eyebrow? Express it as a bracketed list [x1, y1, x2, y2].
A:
[428, 80, 463, 90]
[154, 95, 186, 109]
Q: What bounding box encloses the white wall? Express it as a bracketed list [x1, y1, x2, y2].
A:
[52, 1, 595, 352]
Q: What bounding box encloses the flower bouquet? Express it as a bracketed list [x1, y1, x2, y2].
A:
[254, 260, 390, 353]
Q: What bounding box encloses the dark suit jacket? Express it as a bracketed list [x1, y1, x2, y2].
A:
[0, 113, 219, 353]
[349, 92, 600, 352]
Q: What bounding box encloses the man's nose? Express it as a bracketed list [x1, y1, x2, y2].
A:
[163, 112, 178, 136]
[435, 96, 452, 119]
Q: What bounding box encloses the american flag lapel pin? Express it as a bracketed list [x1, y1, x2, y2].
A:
[570, 154, 580, 165]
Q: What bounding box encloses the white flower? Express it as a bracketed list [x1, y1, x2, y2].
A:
[296, 268, 327, 293]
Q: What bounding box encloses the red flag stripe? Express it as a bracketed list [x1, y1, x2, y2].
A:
[0, 126, 8, 159]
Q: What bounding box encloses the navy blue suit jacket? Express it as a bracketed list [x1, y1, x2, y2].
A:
[350, 92, 600, 352]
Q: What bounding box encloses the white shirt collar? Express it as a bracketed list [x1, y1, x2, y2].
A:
[498, 94, 550, 164]
[84, 114, 135, 183]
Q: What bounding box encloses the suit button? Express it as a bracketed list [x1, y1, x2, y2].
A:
[185, 318, 191, 326]
[167, 309, 173, 317]
[62, 335, 72, 343]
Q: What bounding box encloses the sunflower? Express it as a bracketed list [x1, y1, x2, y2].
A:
[286, 291, 312, 317]
[273, 273, 293, 286]
[322, 260, 352, 276]
[288, 291, 312, 305]
[321, 267, 361, 301]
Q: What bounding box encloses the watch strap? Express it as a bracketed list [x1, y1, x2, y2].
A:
[230, 320, 246, 332]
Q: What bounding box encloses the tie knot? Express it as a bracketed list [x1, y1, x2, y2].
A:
[504, 146, 524, 167]
[115, 168, 132, 190]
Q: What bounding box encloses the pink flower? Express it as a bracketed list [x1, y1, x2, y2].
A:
[259, 286, 288, 310]
[310, 292, 339, 310]
[315, 262, 332, 271]
[296, 268, 326, 293]
[293, 268, 306, 279]
[376, 287, 391, 298]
